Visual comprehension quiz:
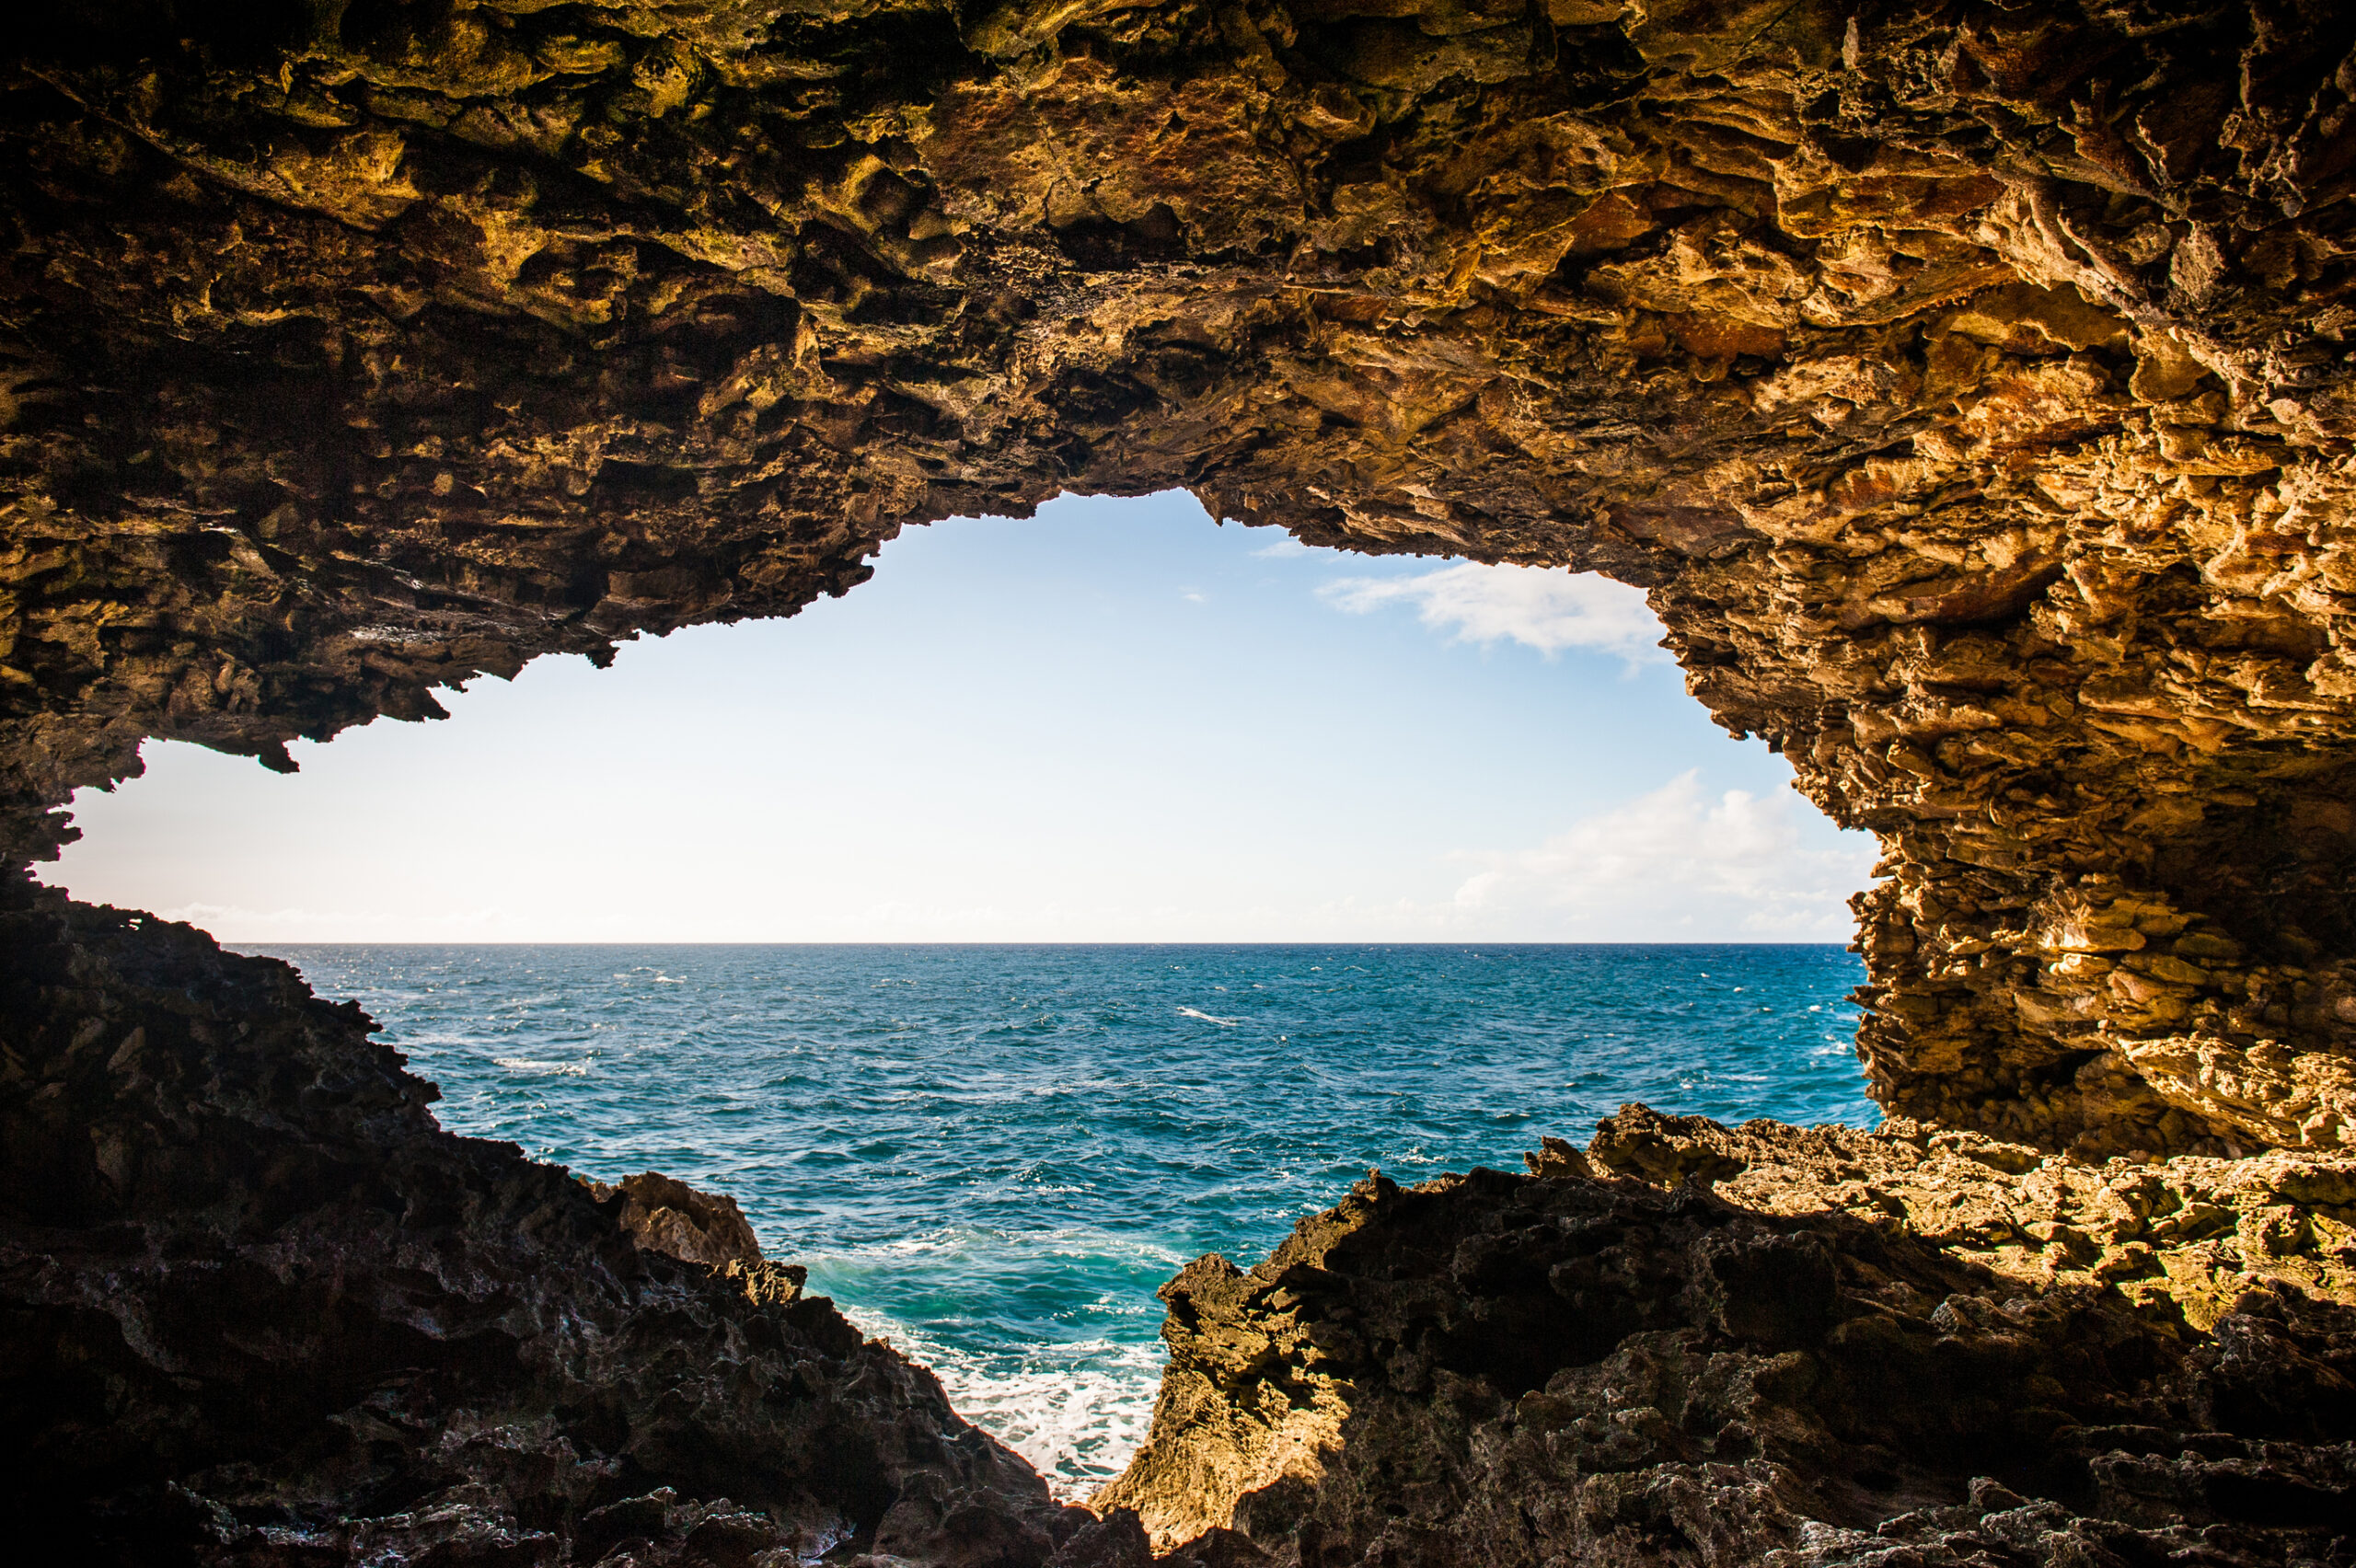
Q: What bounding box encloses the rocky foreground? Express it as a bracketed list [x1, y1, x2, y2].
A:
[1100, 1107, 2356, 1567]
[0, 875, 1085, 1566]
[12, 0, 2356, 1560]
[11, 876, 2356, 1565]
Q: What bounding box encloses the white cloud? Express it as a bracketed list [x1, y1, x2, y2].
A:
[1318, 562, 1666, 663]
[1441, 772, 1875, 940]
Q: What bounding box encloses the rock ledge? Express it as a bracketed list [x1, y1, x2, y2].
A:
[1099, 1106, 2356, 1567]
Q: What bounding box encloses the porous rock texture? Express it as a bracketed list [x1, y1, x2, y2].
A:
[6, 0, 2356, 1156]
[1097, 1105, 2356, 1567]
[590, 1170, 773, 1272]
[14, 2, 2356, 1563]
[0, 876, 1085, 1565]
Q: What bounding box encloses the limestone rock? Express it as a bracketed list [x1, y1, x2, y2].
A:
[4, 2, 2356, 1153]
[591, 1169, 774, 1273]
[15, 2, 2356, 1559]
[1098, 1110, 2356, 1567]
[1588, 1103, 2356, 1331]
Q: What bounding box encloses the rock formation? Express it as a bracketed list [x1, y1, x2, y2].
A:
[0, 878, 1082, 1563]
[5, 0, 2355, 1158]
[591, 1170, 774, 1272]
[1099, 1106, 2356, 1567]
[10, 0, 2356, 1562]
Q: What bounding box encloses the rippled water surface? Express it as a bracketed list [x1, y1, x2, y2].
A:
[248, 943, 1872, 1495]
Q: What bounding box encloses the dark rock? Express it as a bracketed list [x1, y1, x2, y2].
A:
[11, 3, 2356, 1560]
[0, 875, 1061, 1565]
[1047, 1507, 1153, 1568]
[1099, 1117, 2356, 1567]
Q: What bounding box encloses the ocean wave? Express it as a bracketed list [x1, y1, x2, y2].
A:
[801, 1224, 1189, 1273]
[294, 940, 1878, 1504]
[850, 1309, 1164, 1499]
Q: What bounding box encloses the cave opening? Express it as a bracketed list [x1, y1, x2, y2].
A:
[39, 487, 1874, 1493]
[17, 0, 2356, 1554]
[46, 489, 1869, 944]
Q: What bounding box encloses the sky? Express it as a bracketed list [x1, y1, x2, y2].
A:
[41, 490, 1877, 942]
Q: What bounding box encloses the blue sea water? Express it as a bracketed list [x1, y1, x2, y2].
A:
[246, 943, 1872, 1496]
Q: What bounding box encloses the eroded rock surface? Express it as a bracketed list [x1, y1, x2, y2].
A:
[1099, 1106, 2356, 1567]
[15, 3, 2356, 1562]
[0, 874, 1079, 1565]
[5, 2, 2356, 1153]
[591, 1169, 776, 1273]
[1583, 1102, 2356, 1328]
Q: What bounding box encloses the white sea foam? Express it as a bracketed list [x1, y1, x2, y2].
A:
[1176, 1006, 1241, 1027]
[809, 1225, 1186, 1272]
[798, 1225, 1183, 1498]
[851, 1309, 1165, 1500]
[491, 1056, 591, 1076]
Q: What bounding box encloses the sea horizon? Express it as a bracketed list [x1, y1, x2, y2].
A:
[235, 938, 1858, 948]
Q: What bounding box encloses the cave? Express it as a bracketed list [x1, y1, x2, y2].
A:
[8, 1, 2356, 1563]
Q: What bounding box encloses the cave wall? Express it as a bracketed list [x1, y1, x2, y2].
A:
[6, 0, 2356, 1155]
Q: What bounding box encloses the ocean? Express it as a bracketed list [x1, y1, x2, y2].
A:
[246, 943, 1873, 1497]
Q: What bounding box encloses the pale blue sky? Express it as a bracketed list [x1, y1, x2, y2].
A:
[44, 491, 1875, 941]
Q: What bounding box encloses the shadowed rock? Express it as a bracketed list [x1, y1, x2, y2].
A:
[1098, 1111, 2356, 1566]
[0, 877, 1080, 1564]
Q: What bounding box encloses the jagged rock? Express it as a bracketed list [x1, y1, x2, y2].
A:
[590, 1169, 778, 1274]
[0, 875, 1080, 1564]
[4, 1, 2356, 1154]
[1048, 1507, 1155, 1568]
[1098, 1111, 2356, 1567]
[13, 3, 2356, 1562]
[1588, 1102, 2356, 1329]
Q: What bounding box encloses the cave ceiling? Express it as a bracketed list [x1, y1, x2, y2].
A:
[6, 0, 2356, 1154]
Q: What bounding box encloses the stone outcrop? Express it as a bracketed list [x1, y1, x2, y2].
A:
[0, 876, 1081, 1564]
[590, 1170, 776, 1273]
[1098, 1105, 2356, 1567]
[13, 3, 2356, 1562]
[4, 0, 2356, 1155]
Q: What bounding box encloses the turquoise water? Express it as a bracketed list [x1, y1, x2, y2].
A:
[248, 943, 1872, 1495]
